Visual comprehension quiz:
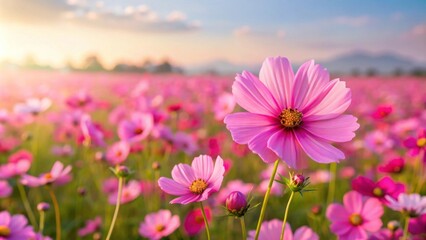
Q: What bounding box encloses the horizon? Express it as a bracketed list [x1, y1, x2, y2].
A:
[0, 0, 425, 69]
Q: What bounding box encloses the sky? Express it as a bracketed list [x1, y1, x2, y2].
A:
[0, 0, 425, 69]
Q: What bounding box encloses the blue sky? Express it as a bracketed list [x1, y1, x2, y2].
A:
[0, 0, 425, 68]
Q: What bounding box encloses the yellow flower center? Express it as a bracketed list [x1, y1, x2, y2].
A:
[156, 224, 165, 232]
[349, 213, 363, 226]
[279, 108, 303, 128]
[44, 173, 53, 180]
[0, 225, 11, 237]
[373, 187, 384, 197]
[189, 179, 207, 194]
[417, 138, 426, 147]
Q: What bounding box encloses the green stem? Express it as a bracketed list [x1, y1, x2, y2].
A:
[200, 201, 211, 240]
[240, 217, 247, 240]
[402, 216, 410, 240]
[280, 191, 295, 240]
[39, 212, 45, 234]
[254, 160, 280, 240]
[48, 188, 61, 240]
[327, 163, 337, 205]
[17, 183, 38, 229]
[105, 177, 124, 240]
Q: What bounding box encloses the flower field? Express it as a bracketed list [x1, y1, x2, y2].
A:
[0, 59, 425, 240]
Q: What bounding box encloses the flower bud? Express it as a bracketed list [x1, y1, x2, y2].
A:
[77, 187, 87, 196]
[311, 204, 322, 215]
[37, 202, 50, 212]
[152, 162, 161, 170]
[115, 165, 130, 178]
[225, 191, 248, 217]
[292, 173, 305, 186]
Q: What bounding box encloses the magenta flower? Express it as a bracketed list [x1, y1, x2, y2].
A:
[224, 57, 359, 168]
[352, 176, 405, 204]
[158, 155, 225, 204]
[66, 91, 93, 109]
[118, 113, 153, 143]
[248, 219, 319, 240]
[326, 191, 383, 240]
[78, 217, 102, 237]
[80, 114, 105, 147]
[0, 211, 35, 240]
[0, 150, 32, 179]
[20, 161, 72, 187]
[378, 157, 404, 174]
[183, 207, 212, 236]
[0, 181, 12, 198]
[409, 214, 426, 235]
[139, 210, 180, 240]
[371, 104, 393, 120]
[404, 129, 426, 162]
[106, 141, 130, 165]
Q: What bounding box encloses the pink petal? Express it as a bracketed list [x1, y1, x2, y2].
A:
[302, 79, 351, 121]
[233, 71, 281, 117]
[362, 219, 382, 232]
[342, 227, 367, 240]
[258, 56, 294, 109]
[158, 177, 190, 195]
[9, 215, 27, 230]
[344, 191, 363, 213]
[207, 156, 225, 183]
[267, 130, 305, 169]
[294, 226, 319, 240]
[295, 129, 344, 163]
[248, 127, 280, 163]
[224, 112, 278, 144]
[171, 164, 196, 186]
[191, 155, 214, 180]
[361, 198, 383, 220]
[326, 204, 350, 222]
[170, 193, 201, 204]
[50, 161, 64, 177]
[302, 115, 359, 142]
[0, 211, 11, 225]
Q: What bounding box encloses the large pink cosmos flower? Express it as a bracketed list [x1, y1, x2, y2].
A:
[0, 211, 35, 240]
[224, 57, 359, 168]
[20, 161, 72, 187]
[158, 155, 225, 204]
[139, 210, 180, 240]
[247, 219, 319, 240]
[351, 176, 405, 204]
[326, 191, 383, 240]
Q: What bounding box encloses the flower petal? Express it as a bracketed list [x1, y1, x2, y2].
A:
[191, 155, 214, 180]
[258, 56, 294, 109]
[267, 130, 305, 169]
[361, 198, 383, 221]
[295, 129, 345, 163]
[224, 112, 277, 144]
[248, 127, 281, 163]
[344, 191, 363, 213]
[171, 164, 196, 186]
[302, 115, 359, 142]
[233, 71, 281, 117]
[158, 177, 190, 196]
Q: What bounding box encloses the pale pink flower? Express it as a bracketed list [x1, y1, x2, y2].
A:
[20, 161, 72, 187]
[106, 141, 130, 165]
[248, 219, 319, 240]
[139, 210, 180, 240]
[108, 180, 141, 205]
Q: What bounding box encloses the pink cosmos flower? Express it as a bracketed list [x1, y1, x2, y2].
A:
[224, 57, 359, 168]
[257, 179, 283, 196]
[352, 176, 405, 204]
[213, 93, 236, 121]
[118, 113, 153, 143]
[364, 130, 394, 154]
[183, 207, 212, 236]
[371, 104, 393, 120]
[66, 91, 93, 109]
[158, 155, 225, 204]
[106, 141, 130, 165]
[409, 214, 426, 235]
[20, 161, 72, 187]
[378, 157, 404, 174]
[108, 180, 141, 205]
[78, 217, 102, 237]
[172, 132, 198, 155]
[0, 211, 35, 240]
[386, 193, 426, 217]
[369, 229, 402, 240]
[326, 191, 383, 240]
[0, 150, 33, 179]
[80, 114, 105, 147]
[139, 210, 180, 240]
[13, 97, 52, 115]
[403, 129, 426, 162]
[0, 180, 12, 198]
[248, 219, 319, 240]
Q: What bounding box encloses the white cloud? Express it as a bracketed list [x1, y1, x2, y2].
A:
[167, 11, 187, 22]
[334, 16, 371, 27]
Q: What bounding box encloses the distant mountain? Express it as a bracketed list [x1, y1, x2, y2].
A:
[186, 51, 425, 75]
[321, 51, 423, 74]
